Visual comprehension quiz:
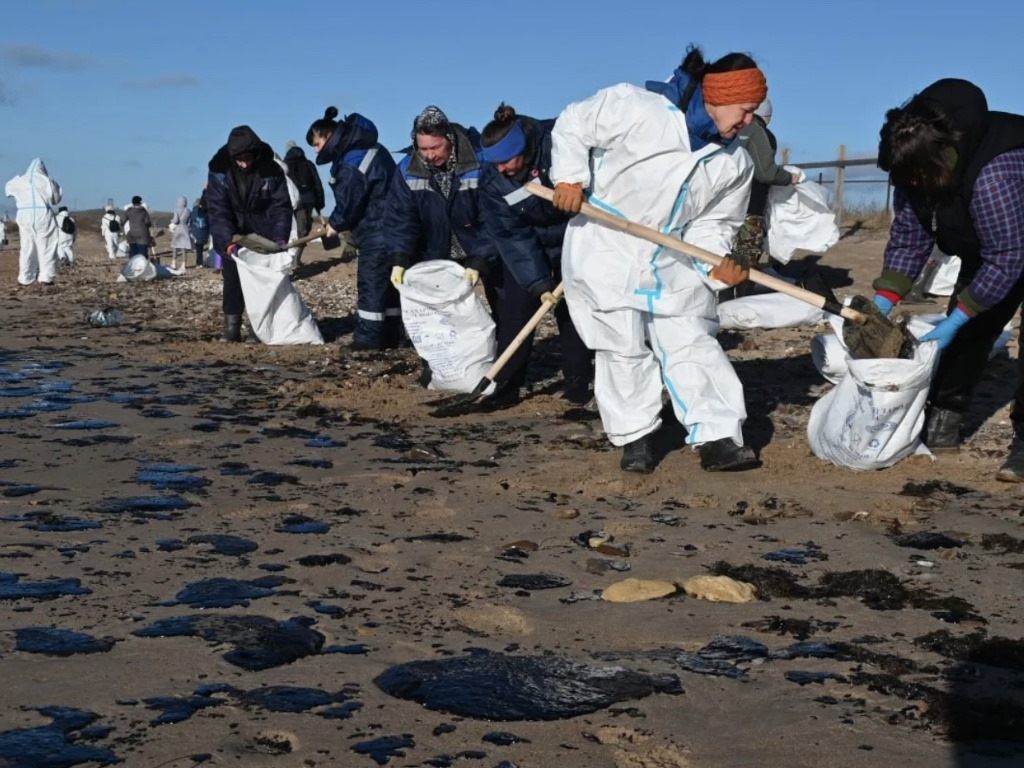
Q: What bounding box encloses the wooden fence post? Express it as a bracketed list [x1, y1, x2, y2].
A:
[780, 148, 790, 166]
[833, 144, 846, 225]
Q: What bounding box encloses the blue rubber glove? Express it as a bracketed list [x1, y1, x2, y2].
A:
[872, 294, 895, 316]
[920, 307, 971, 350]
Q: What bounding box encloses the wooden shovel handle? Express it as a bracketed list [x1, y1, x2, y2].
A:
[482, 283, 564, 382]
[285, 228, 329, 249]
[525, 183, 866, 325]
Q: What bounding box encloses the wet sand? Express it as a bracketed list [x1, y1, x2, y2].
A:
[0, 220, 1022, 768]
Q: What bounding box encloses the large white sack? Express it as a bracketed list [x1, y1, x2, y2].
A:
[924, 249, 961, 296]
[766, 169, 839, 264]
[232, 248, 323, 345]
[119, 255, 181, 281]
[397, 261, 496, 393]
[718, 292, 828, 330]
[807, 337, 940, 470]
[811, 312, 1012, 384]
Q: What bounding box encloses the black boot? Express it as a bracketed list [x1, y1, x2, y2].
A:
[924, 407, 962, 452]
[699, 438, 760, 472]
[562, 377, 592, 406]
[620, 434, 655, 473]
[997, 438, 1024, 483]
[221, 314, 242, 343]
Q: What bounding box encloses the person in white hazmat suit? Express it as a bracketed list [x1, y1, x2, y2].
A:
[550, 44, 768, 474]
[4, 158, 61, 286]
[55, 206, 76, 265]
[100, 205, 121, 259]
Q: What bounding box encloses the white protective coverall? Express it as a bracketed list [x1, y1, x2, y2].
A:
[4, 158, 61, 285]
[551, 83, 753, 448]
[55, 210, 76, 264]
[0, 220, 6, 249]
[100, 210, 120, 258]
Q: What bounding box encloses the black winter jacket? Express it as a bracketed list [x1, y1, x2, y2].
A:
[207, 127, 293, 255]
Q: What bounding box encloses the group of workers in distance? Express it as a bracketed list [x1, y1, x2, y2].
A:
[10, 41, 1020, 483]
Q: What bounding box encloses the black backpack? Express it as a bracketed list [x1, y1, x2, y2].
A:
[107, 215, 120, 233]
[60, 215, 76, 235]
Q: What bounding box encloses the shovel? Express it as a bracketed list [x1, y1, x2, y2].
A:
[523, 183, 913, 360]
[232, 228, 337, 255]
[429, 283, 565, 417]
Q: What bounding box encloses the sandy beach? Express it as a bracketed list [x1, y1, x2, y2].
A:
[1, 218, 1022, 768]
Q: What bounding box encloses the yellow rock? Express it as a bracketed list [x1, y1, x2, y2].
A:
[681, 575, 757, 603]
[602, 578, 677, 603]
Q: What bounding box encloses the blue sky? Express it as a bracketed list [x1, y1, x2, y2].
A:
[2, 0, 1020, 214]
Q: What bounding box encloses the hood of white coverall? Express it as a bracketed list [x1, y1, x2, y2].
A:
[5, 158, 62, 224]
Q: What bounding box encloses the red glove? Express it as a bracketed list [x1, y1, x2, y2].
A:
[226, 243, 238, 256]
[552, 182, 584, 214]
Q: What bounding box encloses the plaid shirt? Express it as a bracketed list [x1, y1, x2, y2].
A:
[883, 149, 1024, 312]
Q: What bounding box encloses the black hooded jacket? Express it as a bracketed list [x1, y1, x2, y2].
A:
[903, 79, 1024, 266]
[284, 145, 326, 211]
[206, 125, 293, 256]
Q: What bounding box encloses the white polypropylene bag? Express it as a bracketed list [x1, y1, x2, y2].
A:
[812, 312, 1012, 384]
[232, 248, 323, 345]
[397, 261, 496, 392]
[924, 250, 961, 296]
[766, 170, 839, 264]
[119, 255, 181, 281]
[810, 333, 848, 384]
[718, 293, 828, 330]
[807, 316, 940, 470]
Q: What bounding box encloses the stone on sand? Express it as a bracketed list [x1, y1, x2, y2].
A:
[682, 575, 757, 603]
[602, 578, 677, 603]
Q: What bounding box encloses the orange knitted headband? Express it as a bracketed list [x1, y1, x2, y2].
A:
[702, 68, 768, 107]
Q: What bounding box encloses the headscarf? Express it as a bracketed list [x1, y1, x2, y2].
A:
[412, 105, 458, 197]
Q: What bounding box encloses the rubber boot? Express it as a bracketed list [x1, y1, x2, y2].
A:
[924, 407, 963, 452]
[620, 434, 656, 474]
[698, 438, 760, 472]
[562, 377, 593, 406]
[997, 438, 1024, 483]
[221, 314, 242, 343]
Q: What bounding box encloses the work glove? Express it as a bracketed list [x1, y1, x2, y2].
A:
[225, 242, 239, 257]
[920, 306, 971, 350]
[552, 182, 584, 214]
[540, 291, 561, 306]
[464, 267, 479, 286]
[324, 223, 338, 238]
[709, 254, 750, 286]
[872, 293, 895, 316]
[390, 266, 405, 288]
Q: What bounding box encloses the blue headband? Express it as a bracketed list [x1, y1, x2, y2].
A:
[480, 120, 526, 163]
